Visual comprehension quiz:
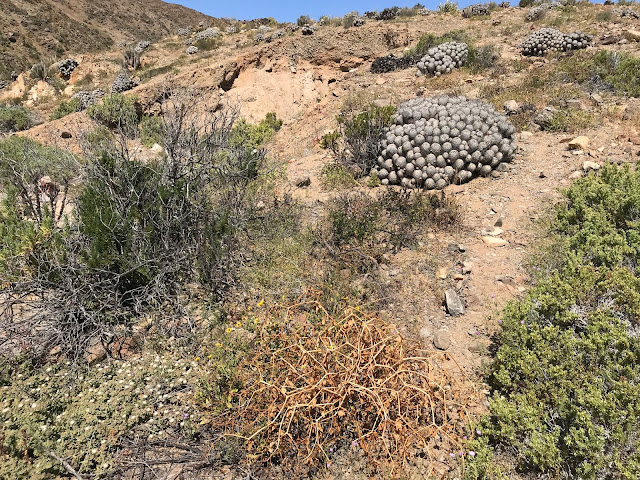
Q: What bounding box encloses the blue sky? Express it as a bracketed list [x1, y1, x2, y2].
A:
[170, 1, 480, 23]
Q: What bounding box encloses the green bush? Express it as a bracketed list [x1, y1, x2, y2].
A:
[0, 105, 31, 132]
[139, 115, 165, 147]
[406, 29, 471, 57]
[87, 93, 139, 135]
[229, 112, 281, 151]
[519, 0, 535, 7]
[545, 108, 596, 133]
[333, 100, 395, 176]
[49, 97, 82, 120]
[438, 1, 458, 13]
[559, 50, 640, 97]
[195, 37, 219, 51]
[465, 164, 640, 479]
[297, 14, 312, 26]
[467, 44, 500, 73]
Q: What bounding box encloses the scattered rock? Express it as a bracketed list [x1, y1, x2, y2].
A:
[568, 136, 590, 151]
[445, 289, 465, 316]
[583, 161, 601, 172]
[533, 106, 557, 129]
[481, 227, 504, 236]
[150, 143, 164, 155]
[539, 171, 546, 178]
[462, 261, 473, 274]
[468, 342, 484, 353]
[590, 93, 603, 104]
[519, 131, 534, 140]
[569, 170, 583, 179]
[60, 131, 72, 139]
[437, 267, 448, 280]
[433, 330, 452, 350]
[601, 35, 621, 45]
[503, 100, 520, 115]
[494, 217, 503, 227]
[624, 29, 640, 42]
[294, 176, 311, 188]
[482, 236, 508, 247]
[565, 99, 582, 110]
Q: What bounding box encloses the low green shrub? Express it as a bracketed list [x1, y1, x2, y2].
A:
[50, 97, 82, 120]
[465, 163, 640, 479]
[229, 112, 281, 150]
[438, 1, 458, 13]
[0, 354, 202, 479]
[320, 162, 357, 190]
[467, 44, 500, 73]
[139, 115, 165, 147]
[0, 105, 31, 132]
[406, 29, 470, 57]
[545, 108, 596, 133]
[87, 93, 139, 135]
[195, 37, 219, 51]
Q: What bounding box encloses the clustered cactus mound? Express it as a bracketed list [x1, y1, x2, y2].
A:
[111, 71, 138, 93]
[416, 42, 468, 77]
[521, 28, 592, 56]
[195, 27, 219, 41]
[177, 27, 192, 37]
[57, 58, 78, 79]
[71, 89, 105, 109]
[371, 54, 419, 73]
[302, 24, 316, 35]
[372, 96, 517, 189]
[614, 7, 639, 18]
[525, 3, 552, 21]
[186, 45, 199, 54]
[462, 4, 491, 17]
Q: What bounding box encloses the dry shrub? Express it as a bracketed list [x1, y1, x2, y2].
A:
[216, 297, 476, 476]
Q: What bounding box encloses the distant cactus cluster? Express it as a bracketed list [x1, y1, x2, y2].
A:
[614, 7, 639, 18]
[301, 24, 316, 35]
[225, 25, 237, 34]
[499, 2, 510, 7]
[353, 16, 365, 26]
[71, 89, 105, 109]
[135, 40, 151, 54]
[462, 4, 490, 18]
[521, 28, 592, 56]
[177, 27, 192, 37]
[58, 58, 78, 78]
[525, 3, 552, 21]
[112, 71, 138, 93]
[416, 42, 468, 77]
[371, 54, 417, 73]
[186, 45, 199, 54]
[195, 27, 220, 41]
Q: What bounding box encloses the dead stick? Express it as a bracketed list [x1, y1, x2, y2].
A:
[48, 451, 85, 480]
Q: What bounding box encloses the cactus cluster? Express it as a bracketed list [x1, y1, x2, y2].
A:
[416, 42, 468, 77]
[186, 45, 199, 54]
[225, 25, 238, 34]
[111, 71, 138, 93]
[371, 54, 418, 74]
[613, 7, 639, 18]
[195, 27, 220, 41]
[58, 58, 78, 79]
[135, 40, 150, 54]
[177, 27, 192, 37]
[71, 89, 105, 109]
[521, 28, 592, 56]
[301, 24, 316, 35]
[372, 96, 517, 189]
[499, 2, 510, 7]
[462, 4, 491, 18]
[525, 3, 552, 21]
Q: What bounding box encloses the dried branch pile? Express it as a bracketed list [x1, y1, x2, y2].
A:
[218, 300, 475, 475]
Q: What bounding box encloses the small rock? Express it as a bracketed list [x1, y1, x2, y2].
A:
[462, 261, 473, 274]
[519, 131, 534, 140]
[482, 236, 508, 247]
[503, 100, 519, 115]
[601, 35, 621, 45]
[583, 161, 601, 172]
[294, 176, 311, 188]
[624, 29, 640, 42]
[433, 330, 451, 350]
[590, 93, 603, 104]
[494, 217, 503, 227]
[150, 143, 164, 155]
[539, 171, 546, 178]
[445, 289, 465, 316]
[481, 227, 504, 237]
[572, 149, 584, 156]
[453, 273, 464, 281]
[569, 170, 583, 179]
[568, 136, 590, 151]
[437, 267, 448, 280]
[468, 342, 484, 354]
[60, 131, 72, 139]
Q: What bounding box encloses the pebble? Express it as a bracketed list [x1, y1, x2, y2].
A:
[568, 136, 590, 151]
[419, 326, 432, 341]
[462, 261, 473, 274]
[433, 330, 452, 350]
[482, 236, 508, 247]
[294, 176, 311, 188]
[583, 161, 601, 172]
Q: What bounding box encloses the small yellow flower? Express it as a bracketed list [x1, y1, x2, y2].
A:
[225, 327, 233, 333]
[257, 300, 265, 307]
[215, 342, 222, 348]
[194, 357, 200, 362]
[254, 318, 259, 324]
[235, 321, 242, 328]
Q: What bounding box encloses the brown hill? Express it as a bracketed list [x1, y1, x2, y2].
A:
[0, 0, 214, 79]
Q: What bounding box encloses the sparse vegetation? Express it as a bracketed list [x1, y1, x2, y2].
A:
[139, 114, 165, 147]
[438, 1, 459, 13]
[0, 104, 32, 132]
[50, 97, 82, 120]
[87, 93, 139, 135]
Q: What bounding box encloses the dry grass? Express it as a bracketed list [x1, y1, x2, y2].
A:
[214, 295, 476, 477]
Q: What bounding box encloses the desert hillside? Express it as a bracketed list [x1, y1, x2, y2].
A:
[1, 2, 640, 480]
[0, 0, 215, 78]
